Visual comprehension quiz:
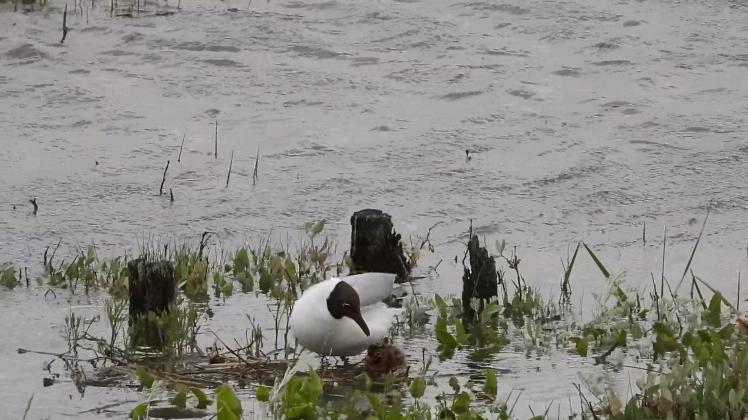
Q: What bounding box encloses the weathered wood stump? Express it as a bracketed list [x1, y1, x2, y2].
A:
[462, 235, 498, 320]
[350, 209, 410, 282]
[128, 259, 175, 349]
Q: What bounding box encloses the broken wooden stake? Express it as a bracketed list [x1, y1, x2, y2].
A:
[214, 120, 218, 159]
[127, 259, 176, 349]
[252, 147, 259, 185]
[349, 209, 410, 282]
[177, 134, 185, 163]
[60, 4, 69, 44]
[461, 235, 498, 320]
[159, 160, 169, 195]
[226, 150, 234, 187]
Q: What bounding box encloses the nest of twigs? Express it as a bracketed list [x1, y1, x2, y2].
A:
[83, 342, 409, 391]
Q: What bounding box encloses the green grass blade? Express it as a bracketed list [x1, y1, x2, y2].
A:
[564, 243, 581, 285]
[675, 209, 710, 294]
[582, 242, 610, 279]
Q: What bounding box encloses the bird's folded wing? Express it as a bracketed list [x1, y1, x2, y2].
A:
[343, 272, 396, 306]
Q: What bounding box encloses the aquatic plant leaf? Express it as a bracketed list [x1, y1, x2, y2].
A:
[433, 294, 448, 319]
[216, 401, 240, 420]
[448, 377, 460, 393]
[189, 387, 212, 409]
[563, 242, 580, 286]
[569, 337, 588, 357]
[135, 367, 155, 388]
[705, 293, 722, 328]
[170, 390, 188, 408]
[129, 402, 148, 419]
[653, 322, 680, 360]
[435, 317, 458, 356]
[298, 368, 323, 402]
[216, 384, 243, 419]
[312, 220, 326, 236]
[454, 318, 469, 346]
[410, 377, 426, 399]
[582, 243, 610, 279]
[452, 391, 470, 414]
[286, 403, 316, 419]
[0, 265, 18, 289]
[367, 392, 385, 414]
[484, 368, 497, 398]
[233, 248, 250, 274]
[256, 385, 270, 402]
[480, 300, 501, 324]
[631, 322, 643, 340]
[259, 270, 273, 294]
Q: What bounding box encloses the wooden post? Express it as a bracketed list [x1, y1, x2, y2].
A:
[350, 209, 410, 282]
[462, 235, 498, 320]
[128, 259, 175, 349]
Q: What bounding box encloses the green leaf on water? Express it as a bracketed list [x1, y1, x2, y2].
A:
[631, 322, 643, 340]
[216, 384, 243, 420]
[312, 220, 326, 236]
[410, 376, 426, 399]
[563, 242, 580, 286]
[299, 368, 323, 402]
[189, 387, 212, 409]
[129, 402, 148, 420]
[233, 248, 250, 273]
[433, 294, 448, 319]
[367, 392, 385, 414]
[705, 293, 722, 328]
[170, 389, 188, 408]
[256, 385, 270, 402]
[135, 367, 155, 388]
[217, 400, 240, 420]
[480, 300, 501, 324]
[653, 322, 680, 360]
[454, 318, 469, 346]
[569, 337, 589, 357]
[484, 368, 497, 398]
[448, 377, 460, 393]
[0, 265, 18, 289]
[259, 269, 273, 294]
[582, 242, 610, 279]
[452, 391, 471, 414]
[436, 317, 458, 356]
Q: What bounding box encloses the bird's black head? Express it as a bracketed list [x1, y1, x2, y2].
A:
[327, 281, 370, 336]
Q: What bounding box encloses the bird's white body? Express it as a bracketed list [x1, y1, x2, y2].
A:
[289, 273, 398, 357]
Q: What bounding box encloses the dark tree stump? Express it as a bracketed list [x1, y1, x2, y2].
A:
[462, 235, 498, 320]
[128, 259, 175, 349]
[350, 209, 410, 282]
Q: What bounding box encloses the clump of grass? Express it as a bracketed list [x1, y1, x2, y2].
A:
[1, 262, 20, 289]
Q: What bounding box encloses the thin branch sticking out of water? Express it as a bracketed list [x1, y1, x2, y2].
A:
[661, 226, 666, 298]
[178, 134, 185, 163]
[159, 160, 170, 196]
[252, 147, 259, 186]
[214, 120, 218, 160]
[21, 393, 34, 420]
[29, 198, 38, 215]
[170, 188, 174, 203]
[60, 4, 69, 44]
[226, 150, 234, 187]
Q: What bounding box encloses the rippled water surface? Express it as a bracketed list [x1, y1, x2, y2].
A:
[1, 0, 748, 417]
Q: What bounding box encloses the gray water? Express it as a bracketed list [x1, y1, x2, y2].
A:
[1, 0, 748, 417]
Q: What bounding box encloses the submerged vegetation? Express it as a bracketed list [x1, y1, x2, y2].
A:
[5, 215, 748, 419]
